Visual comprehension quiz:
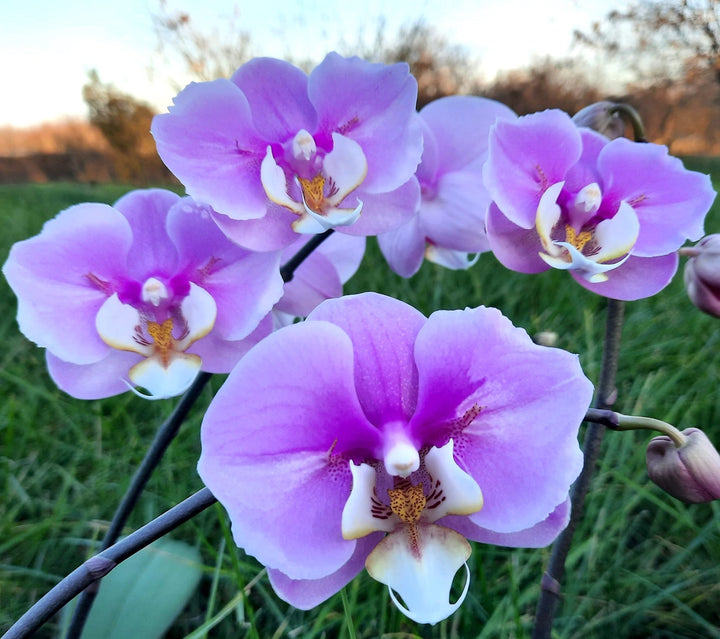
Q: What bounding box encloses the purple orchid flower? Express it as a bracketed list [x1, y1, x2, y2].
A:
[483, 109, 716, 300]
[151, 53, 423, 252]
[378, 96, 516, 277]
[2, 189, 284, 400]
[198, 292, 593, 624]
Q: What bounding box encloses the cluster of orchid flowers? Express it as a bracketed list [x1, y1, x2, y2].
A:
[4, 53, 720, 626]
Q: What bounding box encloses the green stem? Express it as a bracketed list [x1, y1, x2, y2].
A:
[584, 408, 688, 447]
[678, 247, 701, 257]
[615, 414, 687, 446]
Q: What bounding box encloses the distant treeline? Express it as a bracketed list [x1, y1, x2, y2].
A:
[0, 148, 176, 185]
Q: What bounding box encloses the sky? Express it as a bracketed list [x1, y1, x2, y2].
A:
[2, 0, 629, 128]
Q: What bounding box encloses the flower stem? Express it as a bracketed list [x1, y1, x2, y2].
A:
[532, 298, 625, 639]
[609, 103, 647, 142]
[3, 488, 217, 639]
[583, 409, 687, 447]
[64, 371, 213, 638]
[280, 229, 335, 282]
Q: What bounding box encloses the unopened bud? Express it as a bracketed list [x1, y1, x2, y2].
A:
[646, 428, 720, 503]
[572, 102, 626, 140]
[683, 235, 720, 317]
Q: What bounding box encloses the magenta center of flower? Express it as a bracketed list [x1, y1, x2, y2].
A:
[261, 130, 368, 233]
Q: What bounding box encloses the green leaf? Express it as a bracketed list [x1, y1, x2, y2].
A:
[60, 537, 203, 639]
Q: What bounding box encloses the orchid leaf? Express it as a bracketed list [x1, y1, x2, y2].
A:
[59, 537, 202, 639]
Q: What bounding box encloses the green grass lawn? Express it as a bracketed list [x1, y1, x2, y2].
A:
[1, 169, 720, 638]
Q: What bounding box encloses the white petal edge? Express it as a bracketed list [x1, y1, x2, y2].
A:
[127, 353, 202, 400]
[342, 462, 396, 539]
[293, 198, 363, 233]
[323, 133, 368, 206]
[365, 523, 472, 625]
[425, 246, 481, 270]
[423, 440, 484, 522]
[540, 241, 632, 283]
[261, 146, 303, 214]
[535, 182, 565, 256]
[592, 201, 640, 262]
[177, 283, 218, 349]
[96, 293, 151, 355]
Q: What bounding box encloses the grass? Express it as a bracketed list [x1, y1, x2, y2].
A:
[1, 164, 720, 638]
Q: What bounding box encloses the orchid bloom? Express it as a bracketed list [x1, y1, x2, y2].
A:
[484, 109, 715, 300]
[198, 293, 592, 624]
[2, 190, 283, 400]
[378, 96, 515, 277]
[151, 53, 423, 252]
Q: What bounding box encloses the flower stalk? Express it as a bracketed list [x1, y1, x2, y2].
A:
[3, 488, 217, 639]
[64, 371, 212, 639]
[532, 297, 625, 639]
[608, 103, 647, 143]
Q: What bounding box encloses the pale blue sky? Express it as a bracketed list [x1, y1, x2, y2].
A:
[2, 0, 626, 127]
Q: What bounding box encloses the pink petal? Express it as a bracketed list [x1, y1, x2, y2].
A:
[46, 350, 141, 400]
[199, 320, 382, 578]
[202, 448, 356, 579]
[307, 293, 426, 429]
[266, 534, 383, 609]
[598, 138, 715, 255]
[309, 53, 423, 193]
[231, 57, 316, 141]
[3, 203, 132, 364]
[410, 306, 591, 533]
[151, 79, 268, 220]
[339, 177, 420, 237]
[571, 253, 679, 300]
[276, 250, 342, 318]
[189, 315, 272, 372]
[211, 204, 299, 252]
[484, 109, 582, 229]
[311, 232, 366, 283]
[377, 214, 426, 278]
[420, 96, 515, 175]
[419, 162, 493, 254]
[441, 499, 571, 548]
[164, 197, 284, 339]
[198, 249, 283, 341]
[486, 203, 549, 274]
[114, 189, 180, 279]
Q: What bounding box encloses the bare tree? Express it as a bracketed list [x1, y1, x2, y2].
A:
[483, 57, 604, 117]
[339, 18, 484, 108]
[152, 4, 484, 109]
[575, 0, 720, 84]
[151, 0, 252, 84]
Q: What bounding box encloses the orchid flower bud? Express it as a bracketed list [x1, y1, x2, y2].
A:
[572, 101, 626, 140]
[683, 235, 720, 318]
[646, 428, 720, 503]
